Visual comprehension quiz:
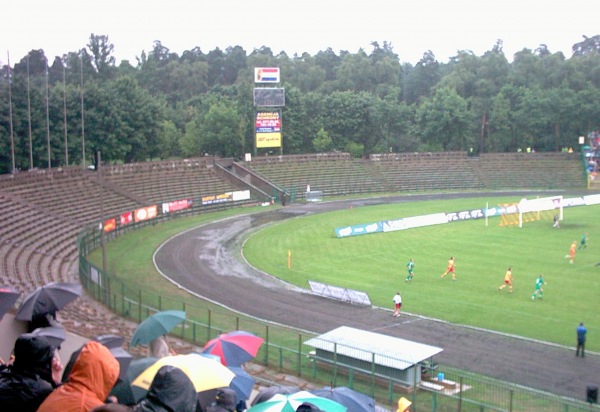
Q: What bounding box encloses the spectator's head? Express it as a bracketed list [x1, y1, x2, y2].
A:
[296, 402, 322, 412]
[12, 333, 55, 381]
[141, 365, 197, 412]
[215, 388, 237, 411]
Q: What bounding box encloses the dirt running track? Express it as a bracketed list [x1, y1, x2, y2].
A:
[154, 192, 599, 401]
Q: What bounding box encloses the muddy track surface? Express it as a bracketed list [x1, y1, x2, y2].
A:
[154, 191, 599, 400]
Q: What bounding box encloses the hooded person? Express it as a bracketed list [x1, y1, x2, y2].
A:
[132, 365, 197, 412]
[37, 340, 120, 412]
[0, 333, 61, 412]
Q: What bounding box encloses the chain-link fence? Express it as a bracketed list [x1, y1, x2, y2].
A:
[78, 204, 599, 412]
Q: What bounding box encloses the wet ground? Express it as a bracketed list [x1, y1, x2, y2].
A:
[154, 192, 599, 401]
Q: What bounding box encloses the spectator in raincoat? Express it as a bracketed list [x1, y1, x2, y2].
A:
[0, 333, 62, 411]
[37, 340, 120, 412]
[132, 365, 197, 412]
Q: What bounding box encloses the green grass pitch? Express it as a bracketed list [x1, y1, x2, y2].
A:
[243, 196, 600, 351]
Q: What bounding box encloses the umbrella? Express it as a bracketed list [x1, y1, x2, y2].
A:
[131, 353, 235, 392]
[310, 387, 375, 412]
[0, 286, 20, 319]
[202, 330, 264, 366]
[110, 357, 158, 405]
[251, 386, 299, 406]
[30, 326, 66, 349]
[229, 366, 255, 400]
[94, 334, 125, 348]
[197, 365, 256, 409]
[130, 310, 186, 347]
[63, 337, 133, 382]
[247, 391, 347, 412]
[15, 282, 82, 321]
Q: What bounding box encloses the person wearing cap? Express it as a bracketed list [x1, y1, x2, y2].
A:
[0, 333, 63, 412]
[397, 396, 412, 412]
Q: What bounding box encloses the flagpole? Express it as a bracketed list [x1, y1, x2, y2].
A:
[80, 52, 86, 170]
[63, 62, 68, 166]
[7, 51, 15, 174]
[45, 57, 51, 170]
[27, 55, 33, 170]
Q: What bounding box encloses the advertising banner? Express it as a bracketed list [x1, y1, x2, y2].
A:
[254, 67, 280, 83]
[103, 218, 116, 232]
[256, 111, 282, 148]
[120, 211, 133, 226]
[162, 198, 193, 213]
[201, 192, 233, 205]
[134, 205, 158, 222]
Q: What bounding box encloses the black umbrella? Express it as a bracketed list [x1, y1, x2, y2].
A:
[94, 334, 125, 349]
[310, 387, 375, 412]
[30, 326, 66, 349]
[0, 286, 21, 319]
[109, 357, 159, 405]
[251, 385, 299, 406]
[62, 337, 133, 382]
[16, 282, 82, 321]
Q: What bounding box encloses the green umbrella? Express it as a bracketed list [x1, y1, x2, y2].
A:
[130, 310, 186, 346]
[248, 391, 347, 412]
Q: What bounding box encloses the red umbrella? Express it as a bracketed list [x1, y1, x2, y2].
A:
[202, 330, 264, 366]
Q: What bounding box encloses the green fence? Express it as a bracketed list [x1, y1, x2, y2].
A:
[78, 202, 599, 412]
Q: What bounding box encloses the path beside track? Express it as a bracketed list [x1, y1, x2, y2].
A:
[154, 192, 599, 401]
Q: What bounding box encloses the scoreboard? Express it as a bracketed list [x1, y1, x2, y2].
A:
[253, 88, 285, 107]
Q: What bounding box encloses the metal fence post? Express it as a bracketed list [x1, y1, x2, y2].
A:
[264, 325, 269, 366]
[298, 334, 302, 376]
[138, 289, 142, 322]
[458, 376, 463, 412]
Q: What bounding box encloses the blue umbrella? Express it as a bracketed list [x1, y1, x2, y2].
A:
[228, 366, 255, 400]
[130, 310, 186, 346]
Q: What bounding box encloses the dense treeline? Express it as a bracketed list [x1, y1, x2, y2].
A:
[1, 34, 600, 174]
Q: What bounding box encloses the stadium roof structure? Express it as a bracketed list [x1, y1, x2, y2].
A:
[305, 326, 443, 371]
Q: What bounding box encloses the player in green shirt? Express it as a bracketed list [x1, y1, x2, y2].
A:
[531, 274, 545, 300]
[578, 232, 588, 250]
[405, 258, 415, 282]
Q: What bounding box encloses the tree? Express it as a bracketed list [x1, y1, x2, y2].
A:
[87, 34, 116, 79]
[413, 87, 472, 151]
[313, 128, 332, 152]
[199, 101, 244, 158]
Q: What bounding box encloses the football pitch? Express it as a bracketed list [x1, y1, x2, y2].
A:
[243, 196, 600, 351]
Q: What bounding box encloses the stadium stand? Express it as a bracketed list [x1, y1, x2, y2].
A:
[0, 152, 586, 343]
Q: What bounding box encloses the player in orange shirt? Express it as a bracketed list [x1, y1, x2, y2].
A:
[498, 267, 513, 293]
[441, 257, 456, 280]
[567, 240, 577, 264]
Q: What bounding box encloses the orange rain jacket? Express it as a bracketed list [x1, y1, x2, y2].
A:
[37, 340, 120, 412]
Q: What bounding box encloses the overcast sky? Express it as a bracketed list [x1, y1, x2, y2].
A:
[2, 0, 596, 66]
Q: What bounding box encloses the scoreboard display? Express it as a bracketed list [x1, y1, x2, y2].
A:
[253, 88, 285, 107]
